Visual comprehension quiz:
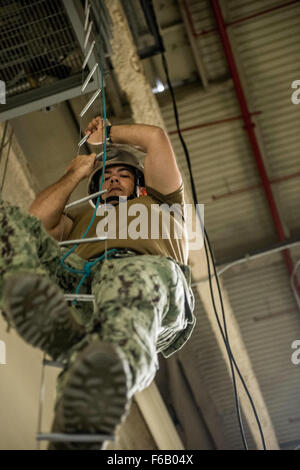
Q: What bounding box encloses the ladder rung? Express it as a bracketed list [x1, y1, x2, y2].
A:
[36, 432, 114, 443]
[65, 189, 107, 209]
[84, 20, 93, 50]
[78, 133, 90, 148]
[64, 294, 95, 302]
[80, 86, 100, 116]
[58, 237, 107, 247]
[84, 3, 91, 31]
[82, 62, 98, 91]
[85, 0, 89, 15]
[43, 359, 65, 368]
[82, 40, 96, 70]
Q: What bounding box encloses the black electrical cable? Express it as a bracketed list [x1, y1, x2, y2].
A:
[204, 229, 267, 450]
[161, 52, 267, 450]
[203, 236, 247, 449]
[160, 52, 247, 449]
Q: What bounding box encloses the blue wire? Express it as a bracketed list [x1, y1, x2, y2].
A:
[73, 248, 118, 297]
[60, 52, 116, 303]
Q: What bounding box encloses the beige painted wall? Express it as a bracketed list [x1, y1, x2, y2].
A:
[0, 122, 60, 450]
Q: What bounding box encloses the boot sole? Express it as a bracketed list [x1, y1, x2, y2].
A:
[3, 272, 84, 359]
[51, 341, 130, 450]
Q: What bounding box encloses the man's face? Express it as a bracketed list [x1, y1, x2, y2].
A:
[101, 165, 136, 203]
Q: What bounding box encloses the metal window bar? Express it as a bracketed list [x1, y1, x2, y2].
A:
[0, 0, 48, 21]
[1, 27, 74, 56]
[1, 11, 65, 37]
[0, 0, 84, 97]
[0, 42, 76, 72]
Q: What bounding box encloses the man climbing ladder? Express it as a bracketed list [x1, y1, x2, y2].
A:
[0, 117, 195, 450]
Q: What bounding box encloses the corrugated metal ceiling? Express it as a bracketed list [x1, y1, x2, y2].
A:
[159, 84, 277, 262]
[228, 2, 300, 235]
[156, 0, 300, 449]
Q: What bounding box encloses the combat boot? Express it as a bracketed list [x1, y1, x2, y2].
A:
[2, 272, 86, 360]
[47, 339, 131, 450]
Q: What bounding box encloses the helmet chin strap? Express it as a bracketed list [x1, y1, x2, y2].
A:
[99, 189, 138, 205]
[99, 176, 139, 205]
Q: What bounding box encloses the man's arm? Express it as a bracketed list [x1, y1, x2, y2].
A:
[86, 119, 182, 195]
[29, 153, 96, 241]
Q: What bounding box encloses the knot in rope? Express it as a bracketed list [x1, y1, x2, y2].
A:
[83, 262, 93, 277]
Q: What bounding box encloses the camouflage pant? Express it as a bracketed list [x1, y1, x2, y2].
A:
[0, 200, 190, 401]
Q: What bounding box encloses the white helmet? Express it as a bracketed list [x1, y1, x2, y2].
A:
[87, 146, 145, 206]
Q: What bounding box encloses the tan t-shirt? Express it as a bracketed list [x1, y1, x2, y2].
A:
[65, 184, 188, 265]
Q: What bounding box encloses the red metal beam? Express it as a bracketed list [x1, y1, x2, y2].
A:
[210, 0, 299, 293]
[211, 170, 300, 201]
[182, 0, 299, 38]
[168, 111, 261, 135]
[226, 0, 299, 27]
